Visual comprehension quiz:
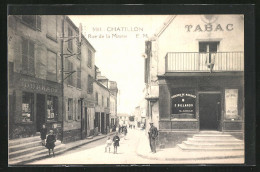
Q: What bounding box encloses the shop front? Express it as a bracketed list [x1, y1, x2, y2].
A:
[9, 73, 62, 139]
[158, 73, 244, 146]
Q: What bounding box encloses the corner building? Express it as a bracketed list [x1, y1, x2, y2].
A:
[144, 15, 244, 147]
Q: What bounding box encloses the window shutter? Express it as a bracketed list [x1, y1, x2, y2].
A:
[28, 41, 35, 75]
[22, 39, 28, 72]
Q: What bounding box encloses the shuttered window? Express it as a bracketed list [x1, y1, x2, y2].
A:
[68, 27, 73, 51]
[22, 38, 35, 75]
[88, 49, 92, 68]
[21, 15, 41, 30]
[88, 75, 93, 94]
[77, 67, 81, 88]
[47, 50, 57, 81]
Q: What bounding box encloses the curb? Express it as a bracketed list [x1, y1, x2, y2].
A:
[13, 132, 115, 165]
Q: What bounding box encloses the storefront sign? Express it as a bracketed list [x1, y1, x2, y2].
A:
[20, 78, 58, 94]
[225, 89, 238, 119]
[172, 92, 196, 115]
[185, 24, 233, 32]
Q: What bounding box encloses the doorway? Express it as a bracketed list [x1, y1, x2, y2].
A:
[199, 93, 221, 130]
[36, 94, 45, 132]
[101, 113, 105, 134]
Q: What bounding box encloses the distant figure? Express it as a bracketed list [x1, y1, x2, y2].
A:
[148, 122, 158, 153]
[105, 137, 113, 153]
[133, 125, 135, 129]
[45, 130, 56, 157]
[113, 132, 120, 154]
[123, 126, 128, 136]
[40, 124, 47, 146]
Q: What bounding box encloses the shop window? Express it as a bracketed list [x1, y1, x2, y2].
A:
[67, 98, 73, 120]
[77, 67, 81, 89]
[88, 75, 93, 94]
[22, 38, 35, 75]
[47, 95, 58, 121]
[88, 49, 92, 68]
[21, 15, 41, 30]
[171, 89, 196, 119]
[47, 50, 57, 82]
[225, 89, 240, 120]
[22, 92, 34, 122]
[47, 15, 57, 41]
[68, 27, 73, 51]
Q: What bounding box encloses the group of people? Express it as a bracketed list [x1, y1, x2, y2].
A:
[40, 124, 56, 157]
[105, 132, 120, 154]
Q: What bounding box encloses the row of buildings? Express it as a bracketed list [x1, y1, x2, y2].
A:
[8, 15, 118, 143]
[139, 15, 244, 147]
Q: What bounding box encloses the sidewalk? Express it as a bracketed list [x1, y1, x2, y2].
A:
[17, 132, 115, 165]
[135, 131, 244, 163]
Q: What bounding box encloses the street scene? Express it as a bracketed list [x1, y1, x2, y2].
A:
[8, 14, 244, 165]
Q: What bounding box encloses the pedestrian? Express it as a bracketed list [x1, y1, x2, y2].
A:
[133, 125, 135, 129]
[148, 122, 158, 153]
[123, 126, 127, 136]
[113, 132, 120, 154]
[40, 124, 47, 146]
[105, 137, 112, 153]
[45, 130, 56, 157]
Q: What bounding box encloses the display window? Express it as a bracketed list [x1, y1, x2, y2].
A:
[22, 92, 34, 122]
[47, 95, 58, 121]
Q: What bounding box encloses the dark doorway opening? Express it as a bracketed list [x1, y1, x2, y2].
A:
[36, 94, 45, 132]
[106, 114, 110, 133]
[94, 113, 100, 132]
[101, 113, 105, 134]
[199, 93, 221, 130]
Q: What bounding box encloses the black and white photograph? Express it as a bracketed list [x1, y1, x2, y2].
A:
[7, 6, 253, 166]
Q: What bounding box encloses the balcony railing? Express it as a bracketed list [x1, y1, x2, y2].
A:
[165, 52, 244, 72]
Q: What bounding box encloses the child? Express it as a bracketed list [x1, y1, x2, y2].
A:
[105, 137, 112, 153]
[45, 130, 56, 157]
[113, 132, 120, 154]
[40, 124, 47, 146]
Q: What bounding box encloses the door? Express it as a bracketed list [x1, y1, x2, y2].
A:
[101, 113, 105, 134]
[84, 107, 88, 137]
[106, 114, 110, 133]
[36, 94, 45, 132]
[199, 93, 221, 130]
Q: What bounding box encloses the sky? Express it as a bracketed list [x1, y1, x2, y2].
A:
[69, 15, 168, 114]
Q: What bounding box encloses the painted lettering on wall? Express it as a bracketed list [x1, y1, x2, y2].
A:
[172, 92, 196, 115]
[225, 89, 239, 119]
[20, 78, 58, 93]
[185, 24, 233, 32]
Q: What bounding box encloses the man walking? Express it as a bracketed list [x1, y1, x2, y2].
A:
[148, 122, 158, 153]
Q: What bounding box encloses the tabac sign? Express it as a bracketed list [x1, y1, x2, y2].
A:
[171, 92, 196, 115]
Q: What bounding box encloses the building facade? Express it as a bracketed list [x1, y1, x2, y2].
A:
[144, 15, 244, 147]
[93, 67, 111, 134]
[8, 15, 63, 139]
[8, 15, 102, 143]
[108, 81, 118, 128]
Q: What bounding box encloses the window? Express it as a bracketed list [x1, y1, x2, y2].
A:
[88, 75, 93, 94]
[68, 27, 73, 51]
[77, 37, 81, 59]
[96, 92, 98, 105]
[171, 89, 196, 119]
[21, 15, 41, 30]
[77, 67, 81, 88]
[22, 92, 34, 122]
[88, 49, 92, 68]
[107, 98, 110, 107]
[47, 15, 57, 41]
[102, 96, 104, 107]
[68, 98, 73, 120]
[67, 60, 74, 86]
[77, 100, 82, 120]
[225, 89, 240, 120]
[199, 42, 219, 53]
[47, 95, 58, 121]
[47, 50, 57, 81]
[22, 38, 35, 75]
[144, 41, 151, 83]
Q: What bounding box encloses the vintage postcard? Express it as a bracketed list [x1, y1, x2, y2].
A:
[8, 12, 246, 165]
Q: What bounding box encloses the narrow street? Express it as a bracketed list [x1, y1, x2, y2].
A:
[28, 128, 243, 165]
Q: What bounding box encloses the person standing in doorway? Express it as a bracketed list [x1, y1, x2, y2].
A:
[148, 122, 158, 153]
[40, 124, 47, 146]
[45, 130, 56, 157]
[113, 132, 120, 154]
